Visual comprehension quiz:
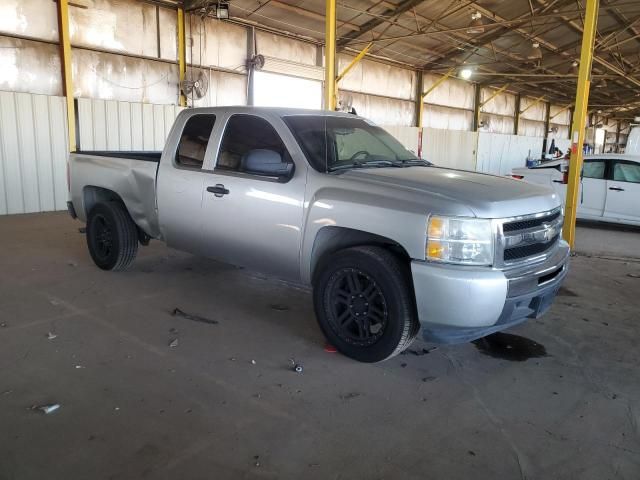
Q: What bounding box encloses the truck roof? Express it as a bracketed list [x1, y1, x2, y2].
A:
[181, 106, 364, 119]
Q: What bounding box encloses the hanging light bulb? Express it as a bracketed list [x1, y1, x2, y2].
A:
[460, 68, 473, 80]
[467, 12, 485, 34]
[527, 42, 543, 61]
[569, 60, 579, 75]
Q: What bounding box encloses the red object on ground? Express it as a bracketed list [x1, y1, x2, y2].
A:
[324, 344, 338, 353]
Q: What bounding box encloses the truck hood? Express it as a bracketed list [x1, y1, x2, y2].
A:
[340, 166, 561, 218]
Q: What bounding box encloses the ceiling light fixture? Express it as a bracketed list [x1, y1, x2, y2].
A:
[467, 12, 485, 34]
[460, 68, 473, 80]
[527, 42, 543, 61]
[569, 60, 579, 75]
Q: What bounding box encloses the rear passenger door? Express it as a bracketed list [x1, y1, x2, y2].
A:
[604, 160, 640, 224]
[157, 113, 217, 254]
[578, 158, 608, 219]
[200, 113, 307, 281]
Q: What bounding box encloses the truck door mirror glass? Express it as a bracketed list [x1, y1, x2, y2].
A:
[242, 149, 293, 179]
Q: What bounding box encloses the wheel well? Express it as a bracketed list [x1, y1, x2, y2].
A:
[310, 226, 411, 284]
[82, 186, 150, 245]
[82, 186, 126, 217]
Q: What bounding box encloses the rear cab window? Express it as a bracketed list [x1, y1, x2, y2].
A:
[176, 114, 216, 169]
[612, 161, 640, 183]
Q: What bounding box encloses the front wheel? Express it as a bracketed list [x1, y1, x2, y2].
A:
[86, 201, 138, 271]
[313, 246, 419, 362]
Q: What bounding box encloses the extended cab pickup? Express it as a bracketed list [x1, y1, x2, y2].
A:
[68, 107, 570, 362]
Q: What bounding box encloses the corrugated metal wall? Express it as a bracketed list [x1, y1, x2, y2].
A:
[0, 91, 68, 215]
[476, 133, 543, 175]
[77, 98, 184, 151]
[422, 128, 478, 171]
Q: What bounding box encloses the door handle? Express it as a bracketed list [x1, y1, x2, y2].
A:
[207, 184, 229, 197]
[552, 180, 564, 183]
[608, 186, 625, 192]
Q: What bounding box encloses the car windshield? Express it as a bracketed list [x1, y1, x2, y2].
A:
[283, 115, 429, 172]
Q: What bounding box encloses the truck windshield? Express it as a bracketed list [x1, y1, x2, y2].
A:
[283, 115, 429, 172]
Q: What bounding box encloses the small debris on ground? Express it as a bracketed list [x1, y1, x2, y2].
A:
[168, 327, 178, 334]
[171, 308, 218, 325]
[67, 261, 77, 267]
[74, 365, 85, 369]
[47, 332, 57, 340]
[627, 273, 640, 278]
[421, 376, 437, 382]
[339, 392, 361, 400]
[168, 338, 179, 348]
[468, 450, 476, 456]
[324, 344, 337, 353]
[0, 323, 7, 328]
[253, 455, 260, 467]
[1, 390, 13, 396]
[289, 358, 303, 373]
[114, 407, 120, 411]
[401, 347, 438, 356]
[251, 359, 256, 365]
[400, 362, 407, 368]
[269, 304, 289, 311]
[78, 227, 86, 233]
[32, 403, 60, 415]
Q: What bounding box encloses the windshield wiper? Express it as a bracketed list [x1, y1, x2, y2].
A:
[393, 159, 432, 167]
[329, 160, 396, 172]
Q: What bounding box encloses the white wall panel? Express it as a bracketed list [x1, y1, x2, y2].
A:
[0, 0, 59, 42]
[480, 113, 515, 135]
[480, 88, 516, 116]
[476, 133, 543, 176]
[0, 91, 68, 215]
[0, 37, 62, 96]
[520, 97, 547, 121]
[422, 128, 478, 171]
[77, 98, 184, 151]
[345, 91, 414, 126]
[257, 32, 317, 66]
[423, 74, 474, 110]
[381, 126, 420, 155]
[188, 16, 248, 70]
[337, 55, 415, 101]
[518, 118, 546, 137]
[190, 70, 247, 108]
[424, 104, 473, 131]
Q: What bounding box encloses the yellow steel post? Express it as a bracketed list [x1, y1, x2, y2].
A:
[177, 7, 187, 107]
[336, 42, 372, 84]
[324, 0, 337, 110]
[564, 0, 600, 248]
[56, 0, 76, 152]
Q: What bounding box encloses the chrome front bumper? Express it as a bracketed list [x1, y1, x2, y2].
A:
[411, 240, 570, 344]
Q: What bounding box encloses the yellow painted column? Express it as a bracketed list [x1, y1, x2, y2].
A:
[563, 0, 600, 248]
[324, 0, 337, 110]
[177, 7, 187, 107]
[56, 0, 76, 152]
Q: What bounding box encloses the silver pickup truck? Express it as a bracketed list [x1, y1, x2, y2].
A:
[68, 107, 570, 362]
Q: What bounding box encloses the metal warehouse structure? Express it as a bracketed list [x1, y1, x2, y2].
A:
[0, 0, 638, 238]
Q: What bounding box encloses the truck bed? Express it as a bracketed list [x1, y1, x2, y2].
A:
[68, 151, 161, 238]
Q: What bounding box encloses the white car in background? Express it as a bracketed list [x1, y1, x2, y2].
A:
[512, 154, 640, 227]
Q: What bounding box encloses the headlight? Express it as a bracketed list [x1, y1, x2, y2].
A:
[426, 216, 494, 266]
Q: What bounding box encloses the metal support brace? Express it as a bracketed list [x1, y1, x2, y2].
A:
[564, 0, 600, 248]
[519, 94, 546, 115]
[476, 84, 510, 129]
[549, 104, 573, 121]
[324, 0, 337, 110]
[56, 0, 76, 152]
[336, 42, 373, 84]
[178, 7, 187, 107]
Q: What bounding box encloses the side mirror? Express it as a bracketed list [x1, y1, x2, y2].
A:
[242, 149, 293, 179]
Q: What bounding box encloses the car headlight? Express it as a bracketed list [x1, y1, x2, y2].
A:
[426, 216, 494, 266]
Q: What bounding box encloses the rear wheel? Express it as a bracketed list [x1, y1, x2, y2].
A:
[313, 246, 419, 362]
[86, 201, 138, 271]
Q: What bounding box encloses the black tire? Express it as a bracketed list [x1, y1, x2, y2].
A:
[86, 201, 138, 271]
[313, 246, 419, 363]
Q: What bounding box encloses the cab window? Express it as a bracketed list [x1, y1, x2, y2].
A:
[216, 115, 293, 180]
[612, 161, 640, 183]
[582, 159, 606, 179]
[176, 114, 216, 169]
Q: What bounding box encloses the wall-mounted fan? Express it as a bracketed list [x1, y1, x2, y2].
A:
[180, 68, 209, 101]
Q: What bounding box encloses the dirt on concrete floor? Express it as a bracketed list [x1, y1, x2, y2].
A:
[1, 212, 639, 480]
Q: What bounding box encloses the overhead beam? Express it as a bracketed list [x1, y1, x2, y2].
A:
[337, 0, 427, 46]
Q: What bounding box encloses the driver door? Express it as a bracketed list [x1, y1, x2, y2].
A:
[200, 113, 307, 281]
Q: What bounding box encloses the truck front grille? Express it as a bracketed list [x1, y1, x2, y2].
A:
[498, 208, 563, 267]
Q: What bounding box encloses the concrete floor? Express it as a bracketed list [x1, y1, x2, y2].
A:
[1, 212, 640, 480]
